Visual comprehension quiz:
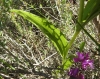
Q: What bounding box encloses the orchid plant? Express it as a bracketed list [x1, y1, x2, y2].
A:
[10, 0, 100, 77]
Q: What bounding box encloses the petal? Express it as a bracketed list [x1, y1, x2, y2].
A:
[78, 52, 85, 60]
[74, 52, 90, 63]
[84, 53, 89, 59]
[73, 68, 79, 76]
[74, 58, 80, 62]
[82, 59, 94, 69]
[88, 60, 94, 69]
[82, 65, 87, 69]
[68, 68, 79, 77]
[74, 52, 85, 62]
[77, 52, 85, 62]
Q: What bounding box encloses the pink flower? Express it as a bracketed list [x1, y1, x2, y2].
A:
[74, 52, 89, 62]
[74, 52, 94, 69]
[68, 68, 85, 79]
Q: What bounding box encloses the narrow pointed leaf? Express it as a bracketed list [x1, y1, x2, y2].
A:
[79, 41, 85, 52]
[10, 9, 68, 57]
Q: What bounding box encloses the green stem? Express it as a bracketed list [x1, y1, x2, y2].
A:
[63, 0, 85, 63]
[63, 30, 80, 60]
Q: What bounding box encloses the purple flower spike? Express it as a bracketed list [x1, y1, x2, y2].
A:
[68, 68, 85, 79]
[74, 52, 89, 62]
[82, 59, 94, 69]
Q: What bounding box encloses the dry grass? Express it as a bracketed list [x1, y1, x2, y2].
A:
[0, 0, 100, 79]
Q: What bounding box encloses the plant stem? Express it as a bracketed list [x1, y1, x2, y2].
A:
[63, 0, 84, 62]
[64, 0, 84, 59]
[63, 30, 80, 60]
[62, 0, 85, 67]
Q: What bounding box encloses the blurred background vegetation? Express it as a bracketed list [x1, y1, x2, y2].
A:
[0, 0, 100, 79]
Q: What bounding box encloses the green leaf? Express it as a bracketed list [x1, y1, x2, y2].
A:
[83, 0, 96, 21]
[10, 9, 68, 57]
[79, 41, 85, 52]
[82, 0, 100, 23]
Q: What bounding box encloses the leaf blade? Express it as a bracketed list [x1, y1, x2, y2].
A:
[10, 9, 68, 57]
[83, 0, 100, 23]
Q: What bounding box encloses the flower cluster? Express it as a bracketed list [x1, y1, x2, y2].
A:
[68, 52, 94, 79]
